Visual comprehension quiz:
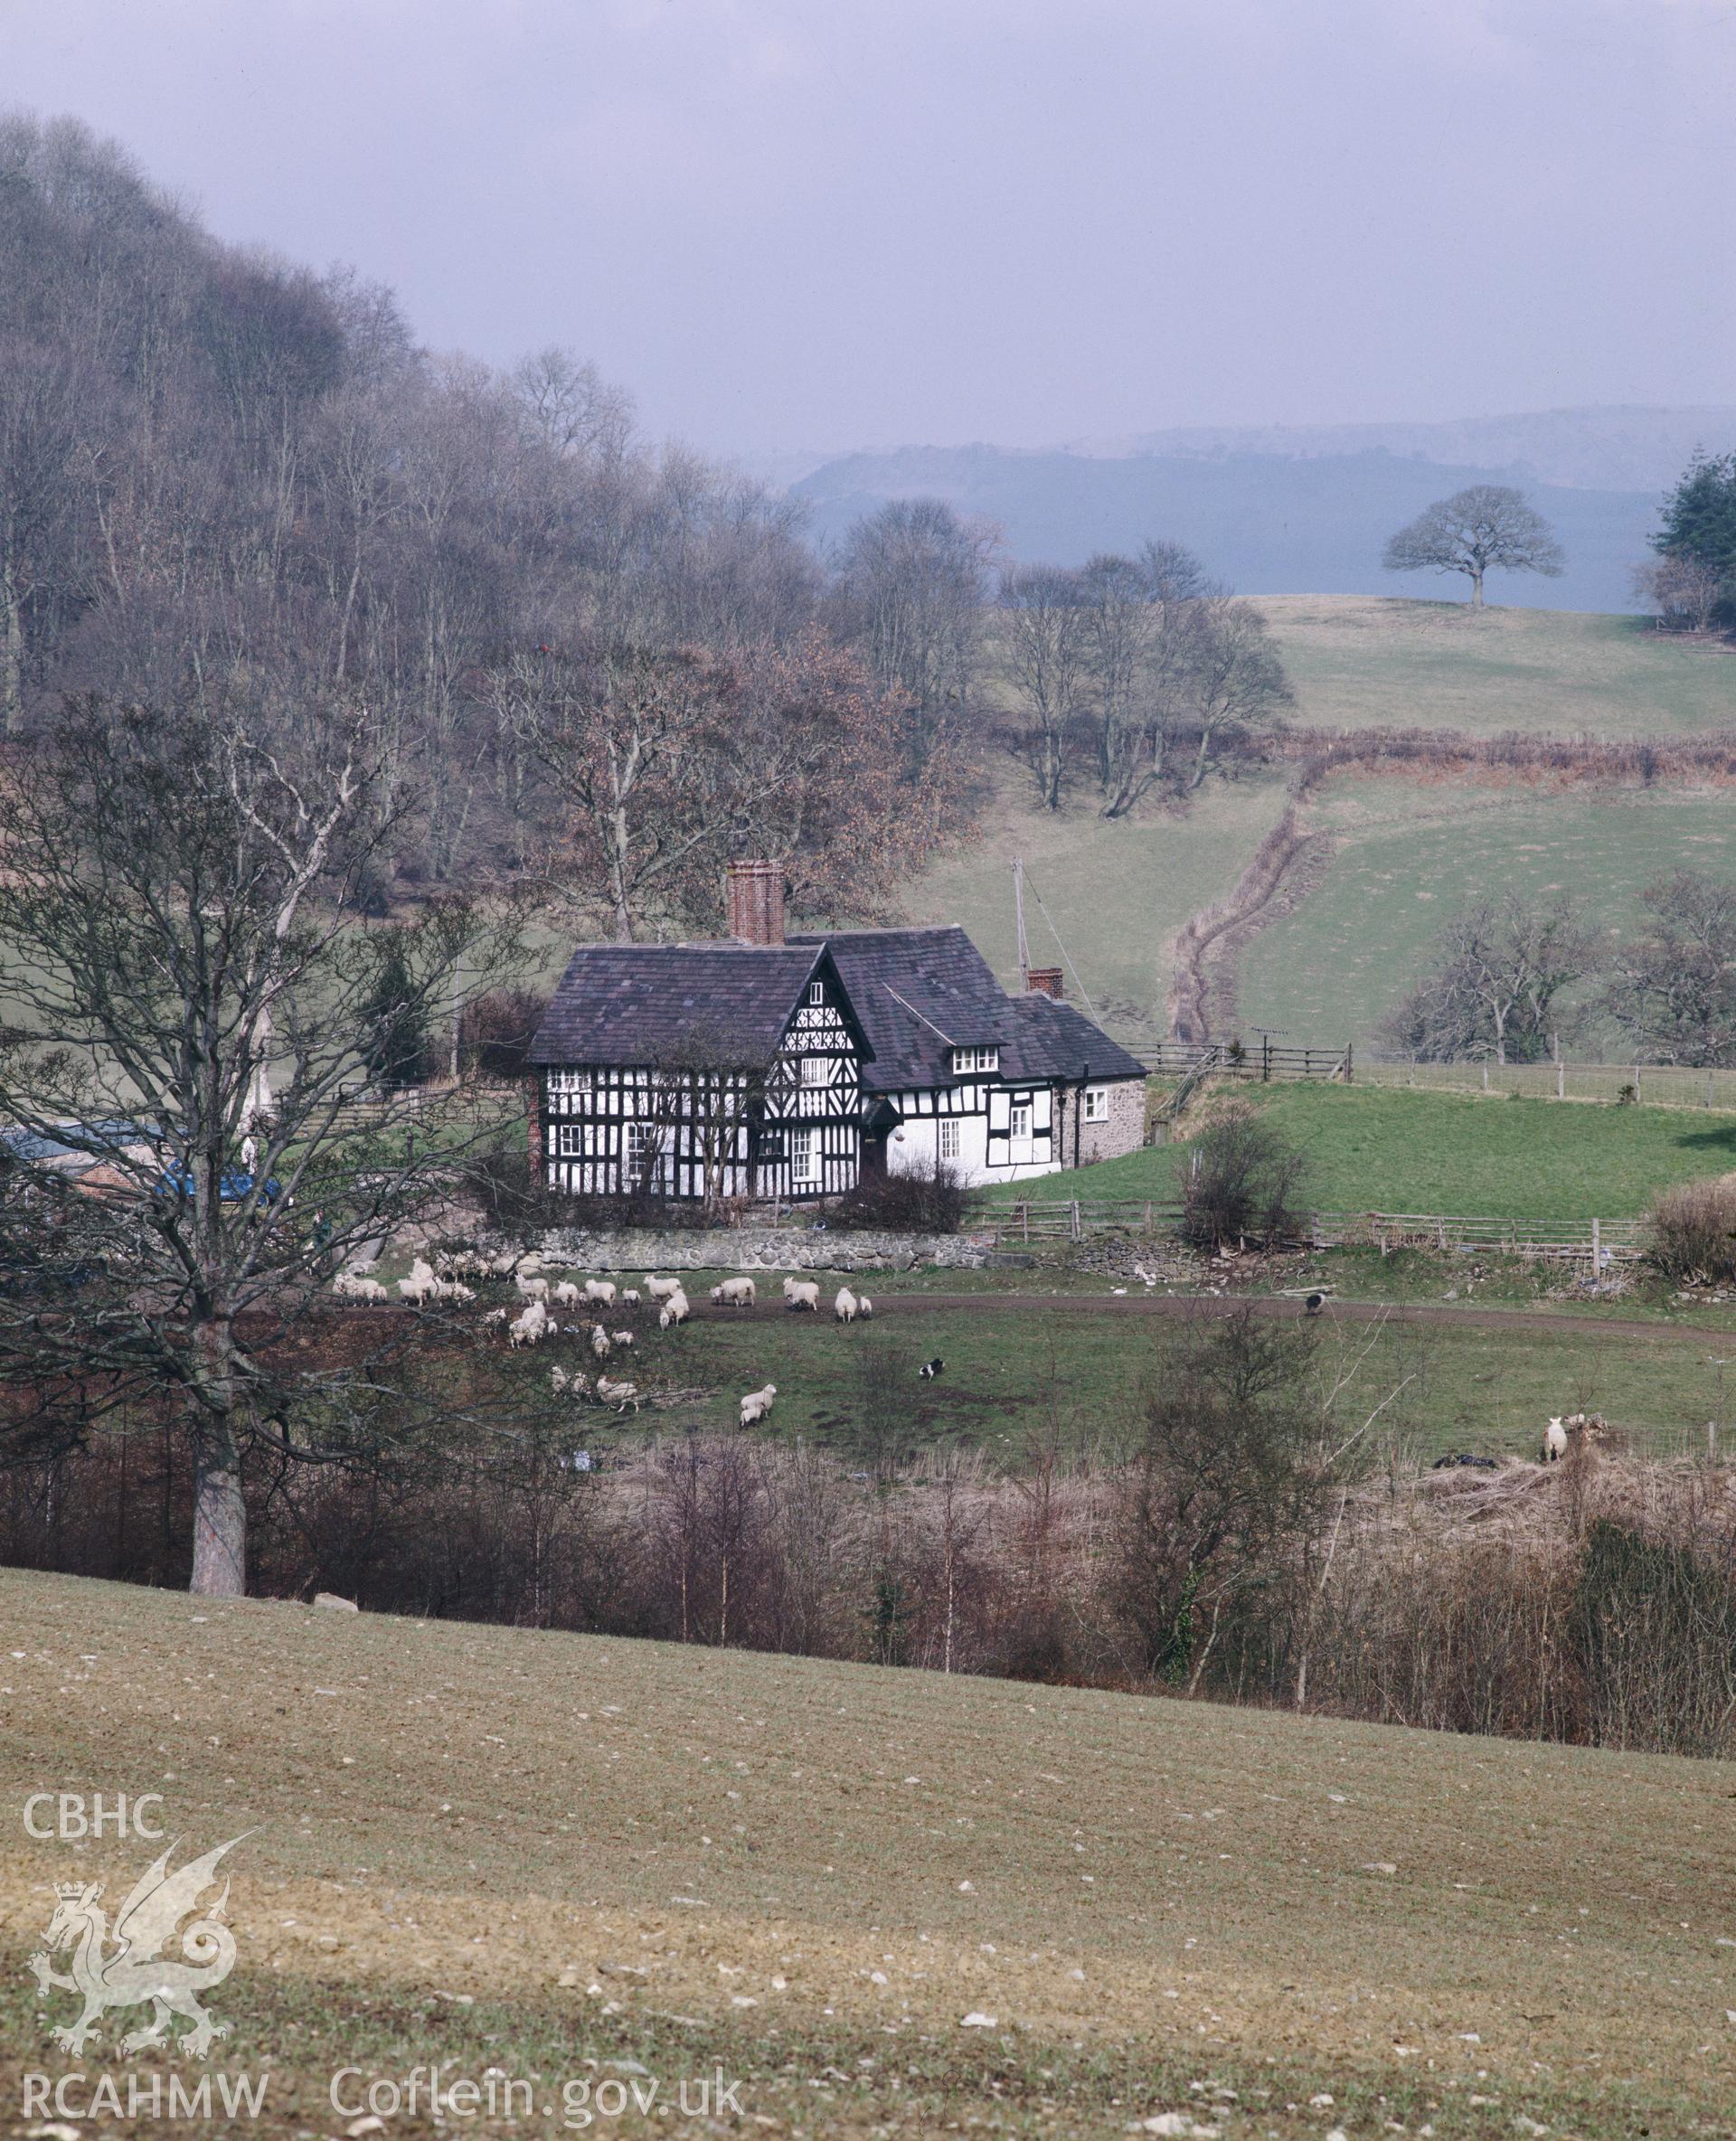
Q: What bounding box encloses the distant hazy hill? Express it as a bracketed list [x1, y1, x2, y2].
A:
[793, 445, 1666, 613]
[1064, 404, 1736, 495]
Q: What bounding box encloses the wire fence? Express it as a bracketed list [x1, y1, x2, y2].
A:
[981, 1193, 1645, 1266]
[1122, 1037, 1736, 1115]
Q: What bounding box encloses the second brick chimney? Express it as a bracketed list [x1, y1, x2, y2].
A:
[1026, 967, 1064, 999]
[725, 859, 786, 947]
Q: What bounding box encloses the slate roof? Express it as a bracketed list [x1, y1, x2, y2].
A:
[788, 927, 1147, 1094]
[529, 944, 868, 1070]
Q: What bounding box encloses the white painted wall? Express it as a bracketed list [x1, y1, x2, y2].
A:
[885, 1087, 1062, 1187]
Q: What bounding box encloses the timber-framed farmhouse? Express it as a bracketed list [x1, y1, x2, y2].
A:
[528, 861, 1148, 1203]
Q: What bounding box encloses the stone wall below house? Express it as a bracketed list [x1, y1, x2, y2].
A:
[1073, 1076, 1150, 1168]
[535, 1224, 994, 1275]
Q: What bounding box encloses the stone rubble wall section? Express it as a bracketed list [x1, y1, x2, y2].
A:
[535, 1226, 993, 1274]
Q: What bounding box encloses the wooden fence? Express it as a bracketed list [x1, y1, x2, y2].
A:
[983, 1194, 1641, 1265]
[1123, 1035, 1736, 1115]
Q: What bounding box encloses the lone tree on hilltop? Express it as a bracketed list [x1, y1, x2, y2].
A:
[1382, 485, 1564, 608]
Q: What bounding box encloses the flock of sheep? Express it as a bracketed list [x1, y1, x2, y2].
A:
[330, 1248, 873, 1428]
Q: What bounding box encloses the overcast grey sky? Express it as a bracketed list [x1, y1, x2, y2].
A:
[5, 0, 1733, 457]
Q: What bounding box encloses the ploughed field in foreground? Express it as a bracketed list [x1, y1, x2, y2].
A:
[0, 1568, 1731, 2136]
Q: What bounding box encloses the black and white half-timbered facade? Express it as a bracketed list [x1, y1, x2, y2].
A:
[788, 926, 1149, 1188]
[528, 942, 869, 1204]
[528, 863, 1148, 1205]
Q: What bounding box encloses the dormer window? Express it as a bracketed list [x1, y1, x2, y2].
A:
[952, 1046, 998, 1076]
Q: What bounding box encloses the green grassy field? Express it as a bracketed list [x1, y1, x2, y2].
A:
[1238, 779, 1736, 1046]
[1260, 594, 1736, 737]
[898, 599, 1736, 1040]
[3, 1567, 1731, 2138]
[993, 1080, 1736, 1221]
[624, 1288, 1736, 1464]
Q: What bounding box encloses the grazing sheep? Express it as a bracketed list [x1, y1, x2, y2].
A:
[582, 1278, 618, 1307]
[620, 1289, 641, 1307]
[481, 1305, 510, 1327]
[610, 1329, 634, 1349]
[344, 1277, 388, 1304]
[550, 1365, 571, 1395]
[781, 1276, 821, 1313]
[489, 1248, 521, 1278]
[516, 1272, 550, 1302]
[711, 1276, 757, 1308]
[596, 1375, 640, 1413]
[1543, 1416, 1568, 1462]
[919, 1357, 945, 1380]
[658, 1289, 691, 1330]
[433, 1278, 476, 1304]
[644, 1275, 683, 1302]
[590, 1323, 612, 1360]
[438, 1250, 488, 1280]
[739, 1382, 778, 1429]
[834, 1286, 859, 1324]
[508, 1300, 548, 1349]
[552, 1279, 581, 1308]
[857, 1295, 873, 1319]
[398, 1259, 439, 1306]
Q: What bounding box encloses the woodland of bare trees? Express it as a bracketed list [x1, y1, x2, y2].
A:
[1, 114, 1289, 933]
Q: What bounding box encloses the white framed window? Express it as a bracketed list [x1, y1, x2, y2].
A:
[807, 980, 826, 1006]
[791, 1127, 820, 1185]
[953, 1046, 999, 1076]
[625, 1121, 659, 1180]
[1009, 1103, 1032, 1142]
[1082, 1086, 1109, 1123]
[556, 1123, 585, 1157]
[938, 1118, 961, 1162]
[547, 1067, 591, 1100]
[799, 1054, 830, 1088]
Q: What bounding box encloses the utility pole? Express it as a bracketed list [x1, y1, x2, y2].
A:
[1014, 856, 1030, 995]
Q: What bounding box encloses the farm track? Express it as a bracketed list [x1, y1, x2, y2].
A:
[1165, 800, 1332, 1041]
[702, 1289, 1722, 1344]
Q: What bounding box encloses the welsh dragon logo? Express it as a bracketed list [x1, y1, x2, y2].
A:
[29, 1834, 245, 2059]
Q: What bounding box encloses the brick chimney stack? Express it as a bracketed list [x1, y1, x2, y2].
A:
[726, 859, 786, 947]
[1026, 967, 1064, 999]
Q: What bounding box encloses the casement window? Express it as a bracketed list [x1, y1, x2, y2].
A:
[1082, 1086, 1109, 1123]
[547, 1068, 591, 1101]
[938, 1118, 961, 1162]
[791, 1127, 820, 1185]
[1009, 1103, 1032, 1142]
[556, 1124, 586, 1157]
[625, 1121, 660, 1180]
[799, 1054, 830, 1088]
[807, 980, 826, 1006]
[952, 1046, 998, 1076]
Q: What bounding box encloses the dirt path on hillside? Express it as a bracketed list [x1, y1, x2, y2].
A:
[1165, 799, 1333, 1041]
[722, 1290, 1720, 1344]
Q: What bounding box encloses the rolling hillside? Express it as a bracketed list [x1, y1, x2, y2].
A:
[898, 599, 1735, 1047]
[3, 1568, 1732, 2137]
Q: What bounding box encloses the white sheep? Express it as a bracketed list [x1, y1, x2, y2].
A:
[398, 1259, 439, 1306]
[432, 1278, 476, 1304]
[481, 1305, 510, 1327]
[590, 1323, 612, 1360]
[516, 1272, 550, 1302]
[620, 1289, 641, 1307]
[552, 1280, 581, 1308]
[550, 1365, 571, 1395]
[739, 1382, 778, 1429]
[582, 1277, 618, 1307]
[1543, 1416, 1568, 1462]
[509, 1300, 548, 1349]
[644, 1275, 683, 1302]
[658, 1289, 691, 1330]
[857, 1295, 873, 1319]
[834, 1285, 859, 1324]
[596, 1375, 640, 1413]
[710, 1276, 757, 1308]
[344, 1277, 388, 1304]
[610, 1330, 634, 1349]
[782, 1276, 821, 1313]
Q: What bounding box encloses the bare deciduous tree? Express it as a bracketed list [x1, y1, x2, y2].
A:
[1382, 484, 1565, 608]
[998, 564, 1090, 810]
[1604, 872, 1736, 1066]
[0, 693, 522, 1597]
[1385, 893, 1596, 1063]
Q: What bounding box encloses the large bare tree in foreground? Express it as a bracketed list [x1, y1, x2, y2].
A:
[0, 694, 521, 1594]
